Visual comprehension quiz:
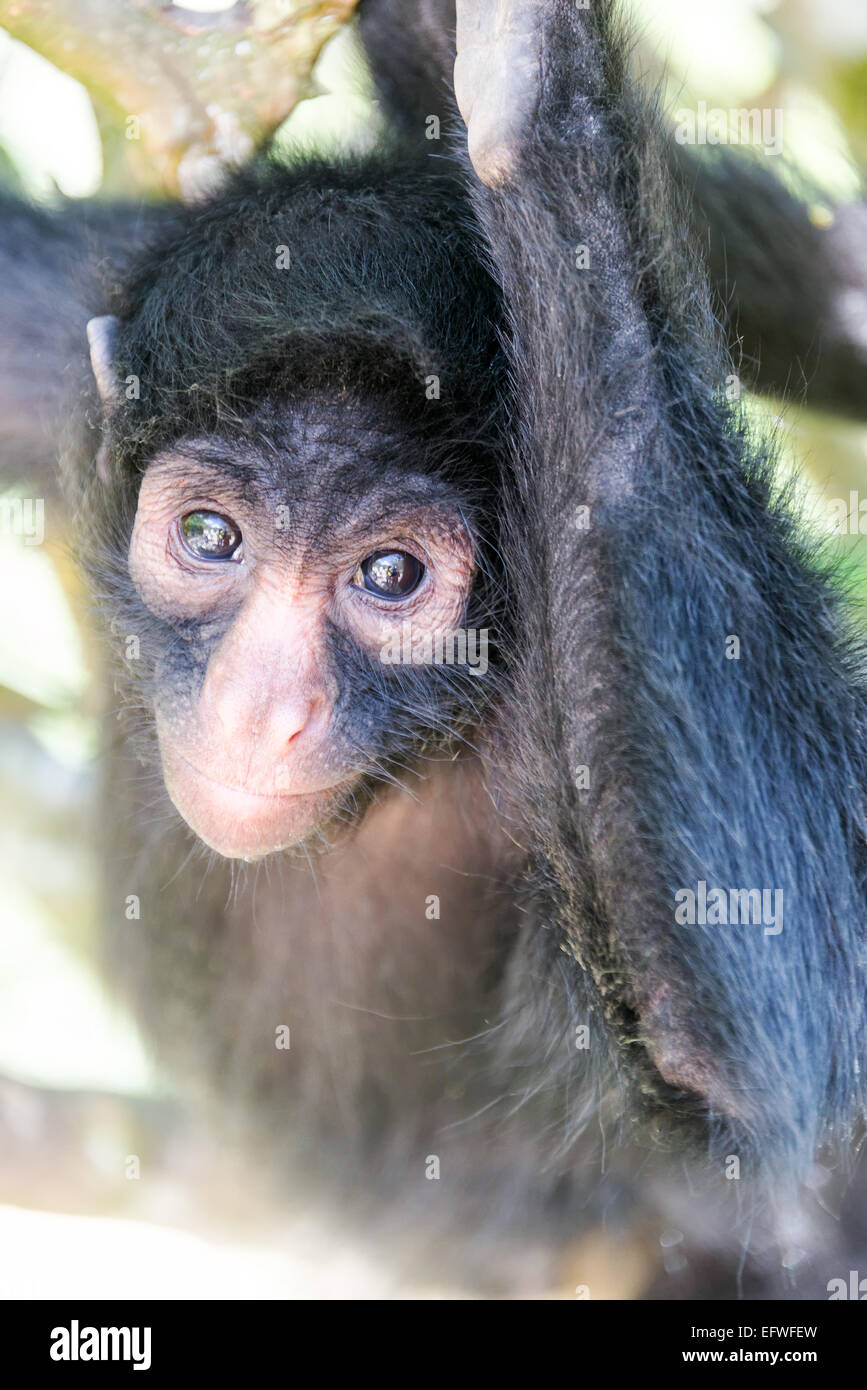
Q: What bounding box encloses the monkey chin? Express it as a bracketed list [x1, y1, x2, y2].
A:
[160, 744, 341, 860]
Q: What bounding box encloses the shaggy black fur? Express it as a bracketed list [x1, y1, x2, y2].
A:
[6, 0, 867, 1294]
[473, 2, 867, 1176]
[361, 0, 867, 418]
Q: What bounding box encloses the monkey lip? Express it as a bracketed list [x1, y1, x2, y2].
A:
[161, 745, 342, 859]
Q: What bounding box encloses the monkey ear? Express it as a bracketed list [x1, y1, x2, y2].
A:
[86, 315, 121, 410]
[86, 315, 121, 484]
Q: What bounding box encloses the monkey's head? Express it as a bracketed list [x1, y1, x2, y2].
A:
[80, 159, 505, 859]
[124, 410, 487, 859]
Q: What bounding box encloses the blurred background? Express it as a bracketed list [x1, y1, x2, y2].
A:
[0, 0, 865, 1298]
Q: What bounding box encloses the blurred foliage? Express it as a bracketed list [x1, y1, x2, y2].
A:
[834, 59, 867, 163]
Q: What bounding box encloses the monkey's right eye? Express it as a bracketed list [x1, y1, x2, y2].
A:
[179, 510, 242, 561]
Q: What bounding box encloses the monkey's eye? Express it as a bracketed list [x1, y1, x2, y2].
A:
[353, 550, 425, 599]
[179, 510, 242, 561]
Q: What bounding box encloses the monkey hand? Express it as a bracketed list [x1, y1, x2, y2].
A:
[453, 0, 544, 188]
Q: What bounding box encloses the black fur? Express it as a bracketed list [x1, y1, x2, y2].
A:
[361, 0, 867, 419]
[468, 2, 867, 1172]
[9, 0, 867, 1294]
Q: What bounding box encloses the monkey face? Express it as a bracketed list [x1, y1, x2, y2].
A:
[125, 435, 480, 859]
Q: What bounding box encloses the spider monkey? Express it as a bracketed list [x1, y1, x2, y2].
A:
[4, 0, 867, 1296]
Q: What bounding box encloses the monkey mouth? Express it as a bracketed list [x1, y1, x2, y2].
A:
[172, 750, 339, 800]
[160, 743, 344, 859]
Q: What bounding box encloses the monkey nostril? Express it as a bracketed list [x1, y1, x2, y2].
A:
[281, 695, 327, 748]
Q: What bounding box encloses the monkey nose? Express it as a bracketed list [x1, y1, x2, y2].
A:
[274, 689, 329, 749]
[244, 689, 329, 759]
[198, 664, 328, 757]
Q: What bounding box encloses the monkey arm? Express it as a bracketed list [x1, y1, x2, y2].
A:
[677, 148, 867, 420]
[361, 0, 867, 420]
[0, 194, 167, 496]
[455, 0, 867, 1166]
[0, 195, 92, 494]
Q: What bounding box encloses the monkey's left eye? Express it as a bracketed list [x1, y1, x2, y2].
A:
[353, 550, 425, 599]
[179, 510, 242, 561]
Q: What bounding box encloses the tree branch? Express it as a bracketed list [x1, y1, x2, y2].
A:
[0, 0, 359, 196]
